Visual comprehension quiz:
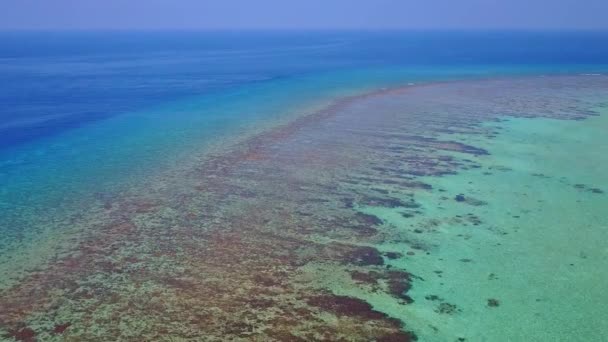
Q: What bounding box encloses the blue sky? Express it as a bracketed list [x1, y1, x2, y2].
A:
[1, 0, 607, 30]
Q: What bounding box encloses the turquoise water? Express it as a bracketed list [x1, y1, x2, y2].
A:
[359, 110, 608, 341]
[1, 32, 608, 340]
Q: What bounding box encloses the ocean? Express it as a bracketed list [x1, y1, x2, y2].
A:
[0, 31, 607, 341]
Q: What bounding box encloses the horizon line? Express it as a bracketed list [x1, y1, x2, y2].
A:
[2, 27, 608, 33]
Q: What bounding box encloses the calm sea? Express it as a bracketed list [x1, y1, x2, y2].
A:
[0, 31, 607, 233]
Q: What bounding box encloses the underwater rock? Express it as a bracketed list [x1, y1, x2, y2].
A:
[435, 302, 460, 315]
[454, 194, 487, 206]
[7, 327, 36, 342]
[386, 271, 414, 303]
[384, 252, 403, 260]
[306, 293, 417, 340]
[253, 274, 282, 287]
[348, 269, 413, 303]
[354, 212, 384, 226]
[573, 184, 604, 194]
[359, 195, 408, 208]
[372, 188, 391, 194]
[266, 331, 308, 342]
[487, 298, 500, 307]
[350, 270, 381, 286]
[53, 322, 71, 334]
[376, 331, 418, 342]
[342, 246, 385, 266]
[307, 294, 388, 320]
[342, 198, 355, 208]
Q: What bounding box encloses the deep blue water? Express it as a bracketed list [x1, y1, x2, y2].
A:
[2, 31, 608, 149]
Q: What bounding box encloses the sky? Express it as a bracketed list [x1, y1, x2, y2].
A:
[1, 0, 607, 31]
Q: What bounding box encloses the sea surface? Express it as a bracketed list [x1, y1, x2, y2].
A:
[0, 31, 607, 341]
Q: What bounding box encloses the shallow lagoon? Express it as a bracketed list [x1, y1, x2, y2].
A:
[363, 111, 608, 341]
